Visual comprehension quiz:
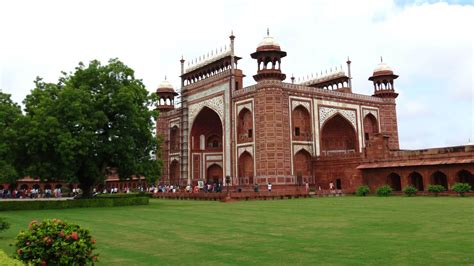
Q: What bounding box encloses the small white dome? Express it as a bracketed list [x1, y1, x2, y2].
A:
[158, 80, 173, 89]
[373, 62, 393, 73]
[258, 36, 280, 48]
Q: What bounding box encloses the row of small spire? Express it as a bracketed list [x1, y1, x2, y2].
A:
[185, 45, 231, 72]
[296, 65, 346, 84]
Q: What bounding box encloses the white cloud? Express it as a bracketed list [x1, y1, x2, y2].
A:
[0, 0, 472, 149]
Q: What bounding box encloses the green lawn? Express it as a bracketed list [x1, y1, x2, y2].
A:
[1, 197, 473, 265]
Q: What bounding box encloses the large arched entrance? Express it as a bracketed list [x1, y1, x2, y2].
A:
[237, 108, 253, 143]
[190, 107, 223, 182]
[321, 114, 357, 155]
[190, 107, 223, 152]
[387, 173, 402, 191]
[238, 151, 254, 185]
[408, 172, 424, 191]
[431, 171, 448, 190]
[207, 164, 223, 184]
[169, 160, 180, 185]
[457, 170, 474, 188]
[363, 114, 378, 141]
[292, 106, 312, 141]
[293, 149, 312, 184]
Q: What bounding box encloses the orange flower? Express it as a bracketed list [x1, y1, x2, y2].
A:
[28, 220, 38, 229]
[71, 232, 78, 240]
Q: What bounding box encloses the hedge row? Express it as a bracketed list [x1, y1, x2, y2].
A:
[0, 197, 149, 211]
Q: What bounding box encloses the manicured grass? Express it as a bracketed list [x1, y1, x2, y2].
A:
[1, 197, 473, 265]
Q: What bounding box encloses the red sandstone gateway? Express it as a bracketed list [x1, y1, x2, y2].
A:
[155, 31, 473, 194]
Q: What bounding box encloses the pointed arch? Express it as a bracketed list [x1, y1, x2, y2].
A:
[408, 172, 424, 191]
[207, 163, 223, 184]
[387, 173, 402, 191]
[292, 105, 312, 141]
[238, 151, 254, 185]
[321, 114, 358, 155]
[363, 113, 378, 141]
[169, 160, 180, 185]
[170, 125, 180, 153]
[431, 171, 448, 190]
[456, 169, 474, 188]
[237, 107, 253, 143]
[190, 107, 223, 151]
[293, 149, 312, 181]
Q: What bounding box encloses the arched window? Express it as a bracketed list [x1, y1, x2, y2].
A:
[409, 172, 424, 191]
[387, 173, 402, 191]
[293, 149, 312, 179]
[190, 107, 222, 151]
[292, 106, 311, 141]
[237, 108, 253, 143]
[363, 114, 378, 141]
[321, 114, 357, 155]
[169, 160, 180, 185]
[207, 135, 221, 149]
[170, 126, 179, 153]
[238, 151, 254, 184]
[431, 171, 448, 190]
[457, 170, 473, 188]
[207, 164, 223, 184]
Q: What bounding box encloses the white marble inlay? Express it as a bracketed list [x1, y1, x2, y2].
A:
[292, 100, 311, 112]
[293, 144, 313, 156]
[238, 146, 254, 158]
[363, 108, 378, 120]
[319, 106, 356, 129]
[188, 96, 224, 126]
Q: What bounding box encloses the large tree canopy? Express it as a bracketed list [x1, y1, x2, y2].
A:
[18, 59, 161, 196]
[0, 92, 23, 184]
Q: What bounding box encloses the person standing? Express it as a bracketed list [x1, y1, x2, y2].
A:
[267, 182, 272, 192]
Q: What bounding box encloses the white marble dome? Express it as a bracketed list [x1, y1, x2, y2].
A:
[158, 79, 173, 89]
[373, 62, 393, 74]
[258, 35, 280, 48]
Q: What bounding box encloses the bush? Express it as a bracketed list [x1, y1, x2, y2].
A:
[427, 184, 445, 196]
[0, 217, 10, 232]
[452, 183, 471, 197]
[356, 185, 370, 196]
[14, 219, 98, 265]
[403, 186, 418, 197]
[376, 185, 392, 196]
[0, 197, 149, 211]
[0, 250, 23, 266]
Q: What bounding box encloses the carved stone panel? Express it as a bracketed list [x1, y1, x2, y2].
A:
[319, 106, 356, 130]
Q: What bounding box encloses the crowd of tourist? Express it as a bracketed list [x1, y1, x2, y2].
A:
[0, 187, 72, 199]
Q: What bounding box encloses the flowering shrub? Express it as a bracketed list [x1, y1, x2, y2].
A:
[14, 219, 98, 265]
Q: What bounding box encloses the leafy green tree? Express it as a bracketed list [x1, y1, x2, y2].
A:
[0, 92, 22, 184]
[19, 59, 161, 197]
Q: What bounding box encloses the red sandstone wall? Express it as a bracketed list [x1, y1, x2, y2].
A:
[254, 85, 292, 184]
[379, 102, 399, 150]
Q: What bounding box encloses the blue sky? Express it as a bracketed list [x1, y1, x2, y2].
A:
[0, 0, 472, 149]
